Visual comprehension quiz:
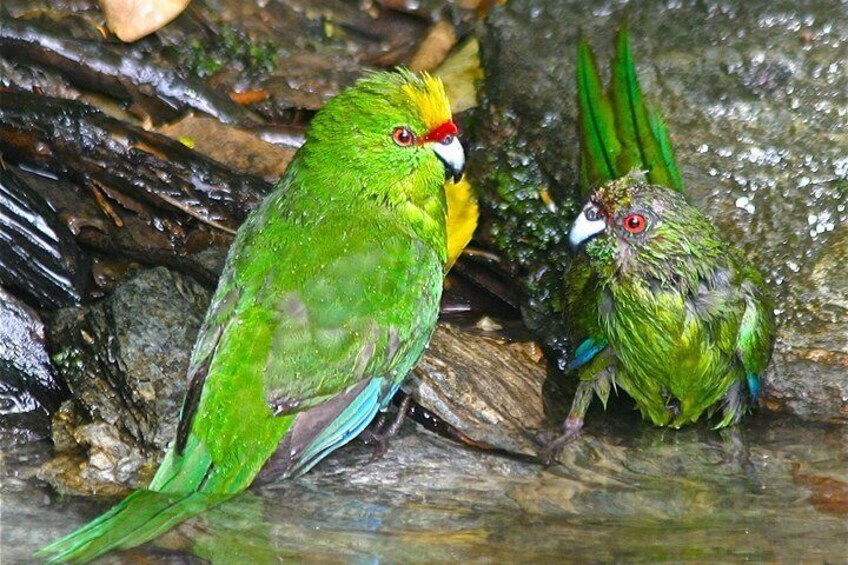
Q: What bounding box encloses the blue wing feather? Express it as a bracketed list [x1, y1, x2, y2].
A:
[567, 337, 608, 370]
[746, 372, 761, 404]
[290, 378, 388, 476]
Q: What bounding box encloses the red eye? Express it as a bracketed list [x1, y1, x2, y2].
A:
[392, 127, 415, 147]
[623, 213, 647, 234]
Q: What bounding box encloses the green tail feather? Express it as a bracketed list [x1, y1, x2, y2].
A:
[36, 489, 233, 564]
[577, 34, 620, 192]
[577, 22, 684, 194]
[37, 436, 248, 563]
[609, 23, 655, 182]
[646, 105, 684, 191]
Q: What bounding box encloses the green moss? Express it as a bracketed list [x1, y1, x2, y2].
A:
[468, 103, 579, 358]
[179, 28, 279, 79]
[471, 106, 574, 269]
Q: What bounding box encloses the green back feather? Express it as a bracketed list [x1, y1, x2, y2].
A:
[577, 23, 684, 195]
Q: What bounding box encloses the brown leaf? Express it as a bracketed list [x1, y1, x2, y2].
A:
[409, 21, 458, 73]
[99, 0, 191, 42]
[435, 38, 483, 114]
[229, 90, 271, 106]
[157, 115, 296, 181]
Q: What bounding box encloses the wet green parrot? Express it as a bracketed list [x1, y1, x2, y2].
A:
[542, 27, 775, 457]
[39, 70, 465, 563]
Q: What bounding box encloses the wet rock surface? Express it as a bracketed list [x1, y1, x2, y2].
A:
[40, 267, 211, 494]
[473, 0, 848, 422]
[0, 288, 68, 445]
[768, 224, 848, 422]
[0, 169, 92, 310]
[409, 323, 559, 455]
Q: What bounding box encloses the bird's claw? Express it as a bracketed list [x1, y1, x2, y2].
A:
[362, 432, 391, 464]
[537, 417, 584, 465]
[361, 394, 412, 464]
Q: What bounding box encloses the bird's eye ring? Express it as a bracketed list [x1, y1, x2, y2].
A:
[392, 127, 415, 147]
[623, 213, 647, 234]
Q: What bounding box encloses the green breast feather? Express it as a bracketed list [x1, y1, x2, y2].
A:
[542, 27, 775, 461]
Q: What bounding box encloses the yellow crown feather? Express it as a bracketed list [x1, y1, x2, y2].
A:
[402, 73, 452, 130]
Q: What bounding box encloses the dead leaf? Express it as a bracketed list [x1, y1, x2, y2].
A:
[435, 38, 483, 113]
[229, 90, 271, 105]
[99, 0, 191, 42]
[409, 21, 458, 73]
[157, 115, 296, 181]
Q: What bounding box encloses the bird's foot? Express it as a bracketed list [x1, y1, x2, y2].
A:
[361, 394, 412, 464]
[718, 426, 764, 493]
[537, 417, 584, 465]
[361, 433, 391, 463]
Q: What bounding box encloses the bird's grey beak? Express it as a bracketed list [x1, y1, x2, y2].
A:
[569, 203, 607, 251]
[432, 135, 465, 183]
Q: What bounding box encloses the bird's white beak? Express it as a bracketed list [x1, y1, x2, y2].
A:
[432, 135, 465, 183]
[569, 203, 607, 250]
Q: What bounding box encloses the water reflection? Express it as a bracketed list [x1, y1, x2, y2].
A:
[4, 414, 846, 563]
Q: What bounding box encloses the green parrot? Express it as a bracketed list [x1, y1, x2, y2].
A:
[541, 27, 775, 458]
[39, 69, 465, 563]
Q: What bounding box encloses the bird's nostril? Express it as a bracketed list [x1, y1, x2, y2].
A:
[585, 207, 602, 221]
[441, 135, 454, 145]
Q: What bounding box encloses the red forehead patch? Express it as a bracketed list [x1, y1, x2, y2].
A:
[421, 120, 458, 144]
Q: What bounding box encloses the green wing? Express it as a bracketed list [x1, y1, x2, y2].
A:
[733, 262, 776, 401]
[163, 184, 443, 490]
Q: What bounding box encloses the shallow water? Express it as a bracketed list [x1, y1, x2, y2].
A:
[4, 413, 846, 563]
